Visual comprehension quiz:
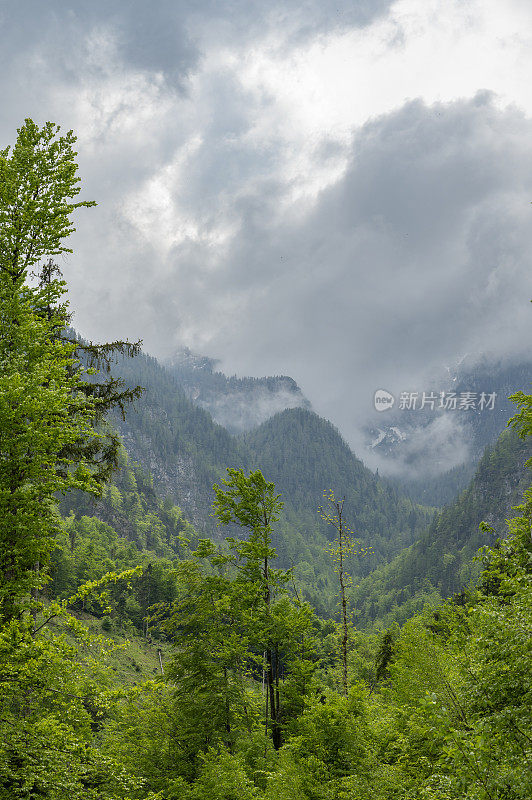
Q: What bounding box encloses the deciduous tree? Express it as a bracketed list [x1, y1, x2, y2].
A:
[0, 119, 141, 620]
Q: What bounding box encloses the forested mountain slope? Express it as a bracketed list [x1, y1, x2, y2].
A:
[353, 426, 532, 627]
[59, 448, 196, 560]
[92, 349, 532, 626]
[52, 449, 195, 631]
[243, 408, 431, 571]
[104, 351, 432, 612]
[164, 347, 311, 432]
[108, 350, 246, 528]
[380, 359, 532, 505]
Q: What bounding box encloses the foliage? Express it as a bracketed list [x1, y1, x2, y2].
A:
[2, 115, 532, 800]
[318, 491, 363, 695]
[353, 426, 532, 628]
[0, 184, 98, 617]
[0, 573, 159, 800]
[0, 119, 143, 620]
[0, 119, 94, 277]
[110, 356, 433, 614]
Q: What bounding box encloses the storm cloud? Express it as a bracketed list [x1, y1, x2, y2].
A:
[1, 0, 532, 467]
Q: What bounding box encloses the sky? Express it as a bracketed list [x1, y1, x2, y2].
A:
[2, 0, 532, 465]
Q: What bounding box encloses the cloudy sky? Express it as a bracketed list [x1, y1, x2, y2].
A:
[2, 0, 532, 459]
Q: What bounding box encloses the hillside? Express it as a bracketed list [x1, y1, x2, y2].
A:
[97, 350, 433, 612]
[164, 347, 311, 432]
[58, 408, 532, 631]
[108, 350, 246, 529]
[353, 426, 532, 627]
[375, 358, 532, 505]
[79, 348, 532, 626]
[243, 408, 431, 571]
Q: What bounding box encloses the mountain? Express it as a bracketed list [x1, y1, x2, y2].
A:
[163, 346, 531, 512]
[243, 408, 431, 571]
[353, 425, 532, 628]
[164, 347, 311, 433]
[103, 349, 432, 613]
[367, 358, 532, 505]
[58, 447, 196, 561]
[76, 340, 532, 622]
[107, 350, 246, 529]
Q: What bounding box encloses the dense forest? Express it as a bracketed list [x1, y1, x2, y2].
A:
[164, 348, 311, 434]
[107, 346, 433, 614]
[1, 120, 531, 800]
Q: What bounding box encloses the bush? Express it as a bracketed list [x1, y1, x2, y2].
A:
[101, 615, 113, 632]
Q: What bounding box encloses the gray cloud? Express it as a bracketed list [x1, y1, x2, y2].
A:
[131, 95, 532, 456]
[370, 414, 473, 479]
[1, 2, 532, 472]
[184, 0, 394, 47]
[0, 1, 198, 76]
[0, 0, 391, 92]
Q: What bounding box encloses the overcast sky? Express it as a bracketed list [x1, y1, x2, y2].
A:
[2, 0, 532, 458]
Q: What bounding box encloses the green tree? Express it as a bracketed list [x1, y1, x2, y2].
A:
[163, 560, 258, 776]
[0, 118, 141, 484]
[318, 491, 369, 696]
[213, 468, 286, 749]
[0, 119, 94, 281]
[0, 275, 99, 619]
[0, 573, 152, 800]
[0, 119, 140, 620]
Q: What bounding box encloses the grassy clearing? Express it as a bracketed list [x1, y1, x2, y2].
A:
[46, 611, 173, 685]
